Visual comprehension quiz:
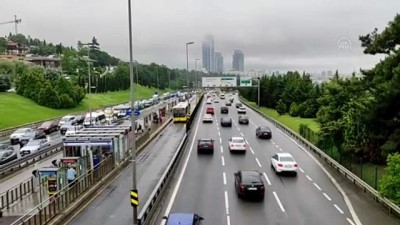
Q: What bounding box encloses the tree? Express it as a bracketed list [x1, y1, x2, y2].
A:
[0, 37, 7, 54]
[380, 153, 400, 205]
[0, 75, 11, 92]
[38, 81, 61, 108]
[276, 100, 287, 115]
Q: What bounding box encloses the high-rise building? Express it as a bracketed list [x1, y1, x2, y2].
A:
[202, 35, 215, 73]
[215, 52, 223, 73]
[232, 50, 244, 71]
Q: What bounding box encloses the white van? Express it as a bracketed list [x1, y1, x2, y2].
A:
[84, 111, 106, 127]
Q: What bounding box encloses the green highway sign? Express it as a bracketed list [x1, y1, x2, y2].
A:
[240, 77, 252, 87]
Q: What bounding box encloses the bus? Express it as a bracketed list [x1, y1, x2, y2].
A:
[172, 101, 191, 122]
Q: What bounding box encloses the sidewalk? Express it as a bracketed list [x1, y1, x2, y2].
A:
[0, 116, 171, 224]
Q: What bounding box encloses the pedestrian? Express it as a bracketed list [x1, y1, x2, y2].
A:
[67, 164, 77, 188]
[31, 170, 39, 193]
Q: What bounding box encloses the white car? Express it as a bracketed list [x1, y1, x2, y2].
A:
[206, 99, 212, 104]
[20, 139, 50, 156]
[214, 99, 219, 103]
[271, 152, 298, 175]
[202, 114, 213, 123]
[228, 137, 247, 152]
[237, 106, 246, 114]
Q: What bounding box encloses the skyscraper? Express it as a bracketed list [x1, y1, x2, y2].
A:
[215, 52, 223, 73]
[202, 35, 215, 73]
[232, 50, 244, 71]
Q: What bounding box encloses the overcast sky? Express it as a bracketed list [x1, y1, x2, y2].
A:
[1, 0, 399, 74]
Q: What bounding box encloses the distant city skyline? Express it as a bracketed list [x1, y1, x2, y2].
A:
[232, 50, 244, 71]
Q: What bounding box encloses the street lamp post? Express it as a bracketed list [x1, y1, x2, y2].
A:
[185, 42, 194, 89]
[127, 0, 138, 224]
[257, 77, 261, 107]
[195, 59, 199, 90]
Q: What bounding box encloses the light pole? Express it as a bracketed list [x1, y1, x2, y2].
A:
[257, 77, 261, 107]
[185, 41, 194, 89]
[128, 0, 138, 224]
[195, 59, 199, 90]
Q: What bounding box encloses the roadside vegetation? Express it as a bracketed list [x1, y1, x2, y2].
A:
[240, 14, 400, 204]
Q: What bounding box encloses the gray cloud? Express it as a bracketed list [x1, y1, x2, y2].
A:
[1, 0, 399, 73]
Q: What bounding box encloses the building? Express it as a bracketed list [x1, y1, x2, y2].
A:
[215, 52, 223, 73]
[232, 50, 244, 71]
[202, 35, 215, 73]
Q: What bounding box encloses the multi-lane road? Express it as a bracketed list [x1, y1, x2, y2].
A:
[157, 94, 399, 225]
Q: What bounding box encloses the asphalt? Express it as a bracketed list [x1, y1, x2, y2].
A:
[156, 94, 400, 225]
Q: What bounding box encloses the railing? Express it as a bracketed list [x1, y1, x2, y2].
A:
[240, 97, 400, 219]
[0, 178, 34, 210]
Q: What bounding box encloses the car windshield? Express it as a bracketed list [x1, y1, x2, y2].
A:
[280, 156, 295, 162]
[242, 172, 262, 184]
[260, 127, 270, 131]
[14, 128, 29, 134]
[173, 108, 186, 117]
[232, 139, 244, 143]
[199, 139, 212, 144]
[0, 145, 12, 150]
[61, 117, 73, 122]
[26, 140, 43, 146]
[240, 116, 248, 119]
[41, 121, 52, 127]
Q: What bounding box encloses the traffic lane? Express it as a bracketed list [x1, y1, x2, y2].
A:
[243, 107, 355, 218]
[67, 121, 188, 225]
[169, 112, 226, 225]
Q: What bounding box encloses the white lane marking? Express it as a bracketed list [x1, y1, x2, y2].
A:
[240, 132, 244, 136]
[323, 193, 332, 201]
[219, 138, 222, 144]
[220, 146, 223, 153]
[263, 172, 271, 186]
[347, 218, 356, 225]
[271, 140, 276, 145]
[217, 126, 219, 131]
[221, 156, 225, 166]
[276, 129, 362, 225]
[299, 167, 305, 173]
[313, 182, 321, 191]
[275, 144, 280, 148]
[162, 99, 205, 223]
[278, 148, 283, 152]
[218, 131, 221, 136]
[223, 172, 227, 185]
[306, 175, 312, 181]
[224, 191, 230, 214]
[334, 204, 344, 214]
[273, 191, 286, 212]
[249, 147, 255, 154]
[245, 140, 249, 144]
[227, 215, 231, 225]
[237, 127, 240, 131]
[255, 158, 262, 167]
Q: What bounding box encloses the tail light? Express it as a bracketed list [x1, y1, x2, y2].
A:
[277, 163, 283, 167]
[240, 184, 245, 191]
[294, 164, 298, 167]
[230, 144, 234, 148]
[243, 144, 246, 147]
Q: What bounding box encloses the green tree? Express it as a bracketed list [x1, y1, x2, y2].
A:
[0, 37, 7, 54]
[0, 75, 11, 92]
[289, 102, 299, 117]
[380, 153, 400, 205]
[276, 100, 287, 115]
[38, 81, 61, 108]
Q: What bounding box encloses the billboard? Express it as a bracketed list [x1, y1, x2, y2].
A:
[240, 77, 252, 87]
[202, 77, 237, 87]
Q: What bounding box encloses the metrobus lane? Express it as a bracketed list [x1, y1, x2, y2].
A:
[166, 102, 227, 225]
[235, 104, 357, 225]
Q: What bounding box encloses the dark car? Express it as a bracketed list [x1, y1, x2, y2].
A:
[0, 150, 18, 165]
[19, 129, 46, 147]
[235, 103, 243, 108]
[238, 115, 249, 124]
[225, 101, 232, 106]
[38, 121, 59, 134]
[220, 106, 229, 114]
[220, 117, 232, 127]
[164, 213, 204, 225]
[197, 139, 214, 154]
[234, 170, 265, 200]
[256, 126, 272, 139]
[74, 115, 85, 125]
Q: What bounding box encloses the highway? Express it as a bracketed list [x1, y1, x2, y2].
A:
[157, 94, 400, 225]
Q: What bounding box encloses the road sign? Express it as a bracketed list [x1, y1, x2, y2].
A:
[240, 77, 252, 87]
[201, 76, 237, 87]
[130, 189, 139, 207]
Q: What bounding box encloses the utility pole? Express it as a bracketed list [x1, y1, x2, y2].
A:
[0, 15, 21, 35]
[185, 42, 194, 89]
[195, 59, 200, 90]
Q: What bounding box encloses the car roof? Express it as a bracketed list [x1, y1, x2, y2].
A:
[221, 117, 231, 120]
[259, 126, 270, 130]
[276, 152, 294, 157]
[167, 213, 195, 225]
[231, 137, 244, 140]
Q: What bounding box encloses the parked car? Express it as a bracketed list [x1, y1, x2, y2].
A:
[228, 137, 247, 153]
[220, 117, 232, 127]
[0, 150, 18, 165]
[238, 115, 249, 124]
[19, 130, 46, 147]
[10, 128, 34, 145]
[20, 139, 50, 156]
[237, 107, 247, 114]
[197, 138, 214, 154]
[271, 152, 298, 176]
[38, 121, 58, 134]
[256, 126, 272, 139]
[220, 106, 229, 114]
[235, 103, 243, 108]
[206, 107, 215, 115]
[202, 114, 213, 123]
[234, 170, 265, 200]
[163, 213, 204, 225]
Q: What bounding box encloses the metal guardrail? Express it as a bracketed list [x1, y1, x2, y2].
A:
[0, 178, 33, 210]
[240, 97, 400, 218]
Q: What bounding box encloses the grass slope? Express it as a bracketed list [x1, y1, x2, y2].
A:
[0, 84, 164, 130]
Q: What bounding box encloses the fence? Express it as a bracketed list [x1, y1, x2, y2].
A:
[299, 125, 384, 190]
[0, 178, 34, 210]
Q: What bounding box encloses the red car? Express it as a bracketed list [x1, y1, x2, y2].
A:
[206, 107, 214, 115]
